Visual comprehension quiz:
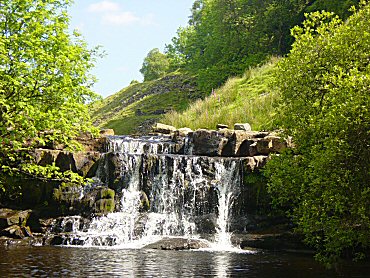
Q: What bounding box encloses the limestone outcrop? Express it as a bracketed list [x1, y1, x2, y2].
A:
[0, 209, 32, 239]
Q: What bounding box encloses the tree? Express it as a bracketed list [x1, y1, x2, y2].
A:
[0, 0, 99, 196]
[265, 2, 370, 265]
[165, 0, 360, 92]
[140, 48, 170, 81]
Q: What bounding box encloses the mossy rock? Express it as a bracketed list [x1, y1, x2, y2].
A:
[98, 188, 115, 200]
[53, 182, 82, 204]
[93, 199, 115, 214]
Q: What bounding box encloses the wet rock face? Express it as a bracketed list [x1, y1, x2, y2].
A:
[52, 184, 116, 216]
[81, 186, 116, 215]
[53, 182, 82, 214]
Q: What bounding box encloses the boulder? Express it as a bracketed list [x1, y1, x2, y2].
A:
[0, 209, 32, 229]
[81, 187, 116, 215]
[0, 236, 37, 247]
[144, 237, 210, 250]
[93, 199, 115, 215]
[33, 149, 60, 166]
[177, 127, 193, 137]
[253, 155, 268, 168]
[100, 129, 115, 136]
[256, 136, 288, 154]
[0, 225, 25, 239]
[234, 123, 252, 131]
[239, 232, 311, 253]
[243, 157, 257, 172]
[220, 130, 260, 156]
[34, 149, 101, 177]
[216, 124, 229, 130]
[53, 182, 83, 215]
[191, 129, 228, 156]
[72, 151, 101, 177]
[75, 131, 109, 152]
[152, 123, 176, 134]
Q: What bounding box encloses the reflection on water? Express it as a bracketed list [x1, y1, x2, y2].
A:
[0, 246, 369, 277]
[214, 253, 230, 278]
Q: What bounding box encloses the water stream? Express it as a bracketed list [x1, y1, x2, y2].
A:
[53, 135, 245, 250]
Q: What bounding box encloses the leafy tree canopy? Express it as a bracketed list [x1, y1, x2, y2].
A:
[140, 48, 170, 82]
[165, 0, 359, 92]
[265, 1, 370, 265]
[0, 0, 100, 195]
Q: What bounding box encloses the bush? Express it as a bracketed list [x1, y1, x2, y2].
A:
[265, 3, 370, 265]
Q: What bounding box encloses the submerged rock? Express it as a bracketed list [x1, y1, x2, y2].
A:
[144, 237, 210, 250]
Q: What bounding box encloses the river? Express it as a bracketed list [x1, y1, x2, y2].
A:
[1, 246, 369, 277]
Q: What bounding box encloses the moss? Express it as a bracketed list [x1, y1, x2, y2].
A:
[94, 199, 115, 214]
[98, 188, 115, 200]
[53, 182, 81, 204]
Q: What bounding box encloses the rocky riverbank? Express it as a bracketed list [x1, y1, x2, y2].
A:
[0, 124, 309, 253]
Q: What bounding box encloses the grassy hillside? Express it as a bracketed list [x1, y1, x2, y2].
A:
[90, 72, 204, 135]
[162, 57, 279, 131]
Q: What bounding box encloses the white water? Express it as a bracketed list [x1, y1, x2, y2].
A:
[55, 136, 243, 251]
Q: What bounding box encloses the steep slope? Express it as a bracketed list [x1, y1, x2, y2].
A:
[162, 58, 279, 131]
[90, 72, 204, 135]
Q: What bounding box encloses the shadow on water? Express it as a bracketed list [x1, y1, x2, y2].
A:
[0, 246, 369, 277]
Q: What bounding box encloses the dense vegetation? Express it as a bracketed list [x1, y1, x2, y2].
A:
[265, 4, 370, 265]
[165, 0, 359, 91]
[0, 0, 98, 197]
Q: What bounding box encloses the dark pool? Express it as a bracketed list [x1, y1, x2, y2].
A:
[0, 246, 368, 277]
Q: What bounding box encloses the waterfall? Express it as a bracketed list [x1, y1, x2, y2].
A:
[53, 135, 244, 250]
[212, 160, 241, 250]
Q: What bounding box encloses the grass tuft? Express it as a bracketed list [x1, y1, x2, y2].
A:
[162, 57, 280, 131]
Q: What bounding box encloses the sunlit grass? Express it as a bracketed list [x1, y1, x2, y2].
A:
[162, 57, 280, 131]
[89, 72, 205, 134]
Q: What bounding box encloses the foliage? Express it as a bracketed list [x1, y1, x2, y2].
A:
[165, 0, 359, 92]
[140, 48, 170, 82]
[265, 3, 370, 265]
[163, 57, 279, 131]
[0, 0, 99, 197]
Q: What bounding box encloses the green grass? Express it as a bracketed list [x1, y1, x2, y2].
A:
[89, 72, 204, 134]
[162, 57, 280, 131]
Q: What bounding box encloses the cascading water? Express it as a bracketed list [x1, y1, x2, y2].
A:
[54, 135, 244, 250]
[212, 160, 241, 250]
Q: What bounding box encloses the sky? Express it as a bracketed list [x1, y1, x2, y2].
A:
[69, 0, 194, 98]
